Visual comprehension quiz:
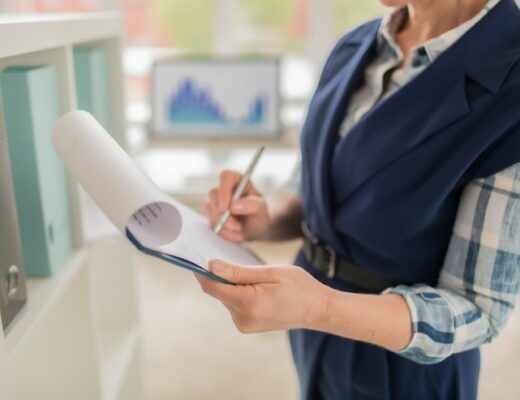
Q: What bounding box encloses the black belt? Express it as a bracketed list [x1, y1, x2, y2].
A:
[301, 221, 409, 293]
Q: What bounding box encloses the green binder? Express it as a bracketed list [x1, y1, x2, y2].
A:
[0, 65, 73, 277]
[73, 46, 113, 133]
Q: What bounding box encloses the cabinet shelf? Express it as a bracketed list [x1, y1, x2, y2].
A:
[101, 325, 141, 400]
[0, 13, 122, 59]
[4, 250, 87, 360]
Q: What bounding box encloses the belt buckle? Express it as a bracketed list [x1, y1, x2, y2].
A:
[324, 245, 336, 279]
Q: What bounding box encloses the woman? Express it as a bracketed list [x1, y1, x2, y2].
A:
[199, 0, 520, 398]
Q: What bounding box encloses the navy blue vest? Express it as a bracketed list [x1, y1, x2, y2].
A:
[300, 0, 520, 286]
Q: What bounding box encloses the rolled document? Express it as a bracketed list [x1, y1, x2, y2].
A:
[54, 110, 182, 247]
[53, 110, 261, 276]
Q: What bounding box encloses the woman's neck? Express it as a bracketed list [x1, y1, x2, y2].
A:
[394, 0, 489, 65]
[404, 0, 489, 43]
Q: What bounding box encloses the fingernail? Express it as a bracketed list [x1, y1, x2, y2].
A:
[210, 259, 225, 272]
[232, 202, 245, 212]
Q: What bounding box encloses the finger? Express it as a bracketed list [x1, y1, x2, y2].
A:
[206, 188, 221, 222]
[208, 259, 275, 284]
[194, 272, 211, 287]
[224, 216, 242, 232]
[194, 272, 244, 303]
[205, 197, 221, 223]
[204, 201, 218, 227]
[218, 170, 258, 213]
[218, 170, 242, 213]
[209, 188, 219, 208]
[218, 228, 245, 243]
[231, 196, 265, 216]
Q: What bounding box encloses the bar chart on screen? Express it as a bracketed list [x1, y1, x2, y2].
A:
[151, 58, 280, 137]
[167, 79, 267, 126]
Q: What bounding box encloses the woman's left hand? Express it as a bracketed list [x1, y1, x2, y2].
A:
[195, 259, 330, 333]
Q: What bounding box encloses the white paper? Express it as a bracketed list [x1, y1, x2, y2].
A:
[53, 110, 261, 268]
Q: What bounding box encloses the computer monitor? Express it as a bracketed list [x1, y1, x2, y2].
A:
[151, 57, 280, 139]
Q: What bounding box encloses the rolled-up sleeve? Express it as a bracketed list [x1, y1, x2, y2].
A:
[385, 162, 520, 364]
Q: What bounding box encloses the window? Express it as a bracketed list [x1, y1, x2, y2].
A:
[147, 0, 308, 53]
[333, 0, 385, 37]
[0, 0, 106, 12]
[0, 0, 387, 128]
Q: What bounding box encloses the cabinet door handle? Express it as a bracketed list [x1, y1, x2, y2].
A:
[6, 264, 19, 296]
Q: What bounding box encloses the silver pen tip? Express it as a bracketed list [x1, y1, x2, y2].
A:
[213, 220, 224, 234]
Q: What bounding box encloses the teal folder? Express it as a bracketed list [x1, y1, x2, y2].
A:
[73, 46, 113, 133]
[0, 65, 73, 277]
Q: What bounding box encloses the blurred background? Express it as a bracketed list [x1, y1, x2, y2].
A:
[0, 1, 518, 399]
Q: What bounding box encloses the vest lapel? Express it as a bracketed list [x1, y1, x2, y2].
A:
[332, 50, 470, 204]
[332, 0, 520, 205]
[305, 27, 379, 239]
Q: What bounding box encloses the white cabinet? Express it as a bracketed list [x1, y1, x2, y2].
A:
[0, 14, 146, 400]
[3, 240, 145, 400]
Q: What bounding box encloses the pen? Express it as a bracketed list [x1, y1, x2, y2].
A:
[213, 146, 266, 234]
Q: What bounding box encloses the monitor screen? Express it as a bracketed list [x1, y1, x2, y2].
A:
[151, 58, 280, 138]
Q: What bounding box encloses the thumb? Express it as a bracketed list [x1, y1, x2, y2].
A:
[208, 259, 274, 284]
[231, 196, 266, 216]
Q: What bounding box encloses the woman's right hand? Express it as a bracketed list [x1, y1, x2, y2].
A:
[205, 170, 272, 243]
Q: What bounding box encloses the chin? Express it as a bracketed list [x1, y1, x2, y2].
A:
[378, 0, 408, 6]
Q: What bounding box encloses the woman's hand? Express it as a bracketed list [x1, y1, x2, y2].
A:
[205, 170, 271, 242]
[196, 259, 413, 352]
[195, 259, 330, 333]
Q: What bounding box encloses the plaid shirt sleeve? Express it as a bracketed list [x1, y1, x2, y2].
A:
[386, 162, 520, 364]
